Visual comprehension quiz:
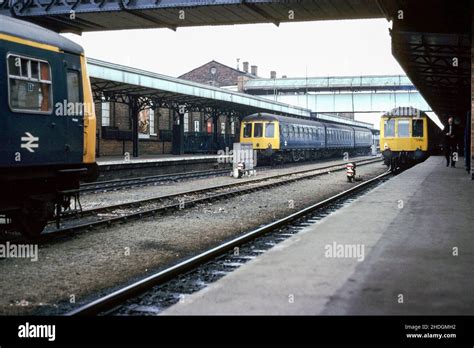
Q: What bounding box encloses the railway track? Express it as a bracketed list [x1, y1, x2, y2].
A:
[79, 168, 231, 194]
[0, 157, 382, 243]
[80, 155, 378, 194]
[66, 169, 392, 316]
[48, 157, 383, 236]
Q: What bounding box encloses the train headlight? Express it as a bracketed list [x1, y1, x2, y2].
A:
[267, 143, 272, 149]
[383, 143, 389, 150]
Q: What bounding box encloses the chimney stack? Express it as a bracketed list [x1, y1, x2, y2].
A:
[270, 71, 277, 79]
[243, 62, 249, 73]
[251, 65, 258, 76]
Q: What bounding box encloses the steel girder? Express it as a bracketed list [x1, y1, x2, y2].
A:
[391, 30, 471, 121]
[0, 0, 383, 33]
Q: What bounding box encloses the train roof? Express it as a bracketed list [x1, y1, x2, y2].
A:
[243, 113, 372, 131]
[243, 113, 325, 127]
[0, 16, 83, 55]
[382, 106, 428, 118]
[351, 125, 374, 132]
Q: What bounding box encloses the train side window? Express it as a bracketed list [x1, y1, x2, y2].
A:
[265, 123, 275, 138]
[243, 123, 252, 138]
[254, 123, 263, 138]
[412, 119, 424, 137]
[397, 120, 409, 137]
[67, 70, 82, 115]
[384, 119, 395, 137]
[8, 54, 53, 113]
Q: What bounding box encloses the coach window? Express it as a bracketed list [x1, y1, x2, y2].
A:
[398, 120, 409, 137]
[384, 119, 395, 137]
[8, 54, 52, 113]
[254, 123, 263, 138]
[412, 119, 424, 137]
[243, 123, 252, 138]
[265, 123, 275, 138]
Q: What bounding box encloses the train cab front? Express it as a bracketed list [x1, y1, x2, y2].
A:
[240, 117, 279, 163]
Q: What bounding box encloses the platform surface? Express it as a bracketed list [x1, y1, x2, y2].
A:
[97, 154, 228, 166]
[162, 156, 474, 315]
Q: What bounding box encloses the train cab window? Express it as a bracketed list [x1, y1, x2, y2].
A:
[8, 55, 52, 113]
[397, 120, 409, 137]
[254, 123, 263, 138]
[412, 119, 424, 137]
[384, 119, 395, 137]
[265, 123, 275, 138]
[243, 123, 252, 138]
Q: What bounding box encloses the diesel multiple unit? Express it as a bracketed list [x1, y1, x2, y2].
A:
[0, 17, 98, 237]
[240, 113, 373, 162]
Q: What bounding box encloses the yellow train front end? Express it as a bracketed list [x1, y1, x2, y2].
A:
[380, 112, 430, 168]
[240, 115, 280, 159]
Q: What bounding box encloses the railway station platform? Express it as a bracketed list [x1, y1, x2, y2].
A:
[162, 156, 474, 315]
[95, 154, 230, 180]
[96, 153, 230, 165]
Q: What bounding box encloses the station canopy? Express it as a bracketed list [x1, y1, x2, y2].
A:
[87, 58, 312, 118]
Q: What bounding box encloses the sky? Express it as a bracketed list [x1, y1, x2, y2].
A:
[63, 19, 439, 128]
[64, 18, 403, 78]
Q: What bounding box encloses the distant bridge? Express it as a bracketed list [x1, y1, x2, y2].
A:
[244, 75, 431, 113]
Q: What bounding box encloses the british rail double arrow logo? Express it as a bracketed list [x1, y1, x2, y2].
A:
[21, 132, 39, 153]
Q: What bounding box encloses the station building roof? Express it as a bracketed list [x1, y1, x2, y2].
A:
[86, 58, 312, 117]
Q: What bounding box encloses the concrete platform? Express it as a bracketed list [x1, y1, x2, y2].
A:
[97, 154, 230, 166]
[162, 156, 474, 315]
[95, 154, 231, 181]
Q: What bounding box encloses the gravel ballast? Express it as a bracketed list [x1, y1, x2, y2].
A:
[0, 160, 387, 315]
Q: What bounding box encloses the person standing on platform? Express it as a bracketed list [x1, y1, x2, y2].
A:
[442, 116, 458, 168]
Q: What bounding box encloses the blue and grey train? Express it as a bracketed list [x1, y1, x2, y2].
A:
[240, 113, 373, 162]
[0, 16, 98, 238]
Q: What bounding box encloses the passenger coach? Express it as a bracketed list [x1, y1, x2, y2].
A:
[240, 113, 373, 163]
